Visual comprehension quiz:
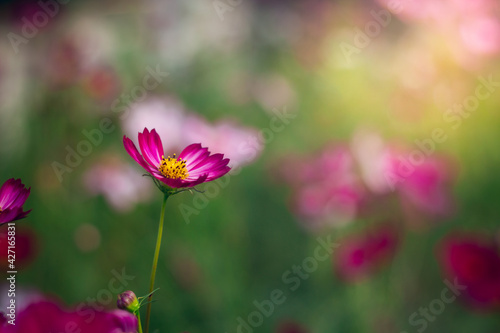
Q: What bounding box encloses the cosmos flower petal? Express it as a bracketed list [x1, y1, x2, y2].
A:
[138, 129, 162, 168]
[179, 143, 210, 165]
[190, 161, 231, 180]
[0, 179, 31, 225]
[205, 166, 231, 181]
[123, 136, 158, 174]
[148, 129, 165, 163]
[10, 187, 31, 209]
[0, 209, 20, 224]
[188, 153, 228, 173]
[0, 179, 22, 208]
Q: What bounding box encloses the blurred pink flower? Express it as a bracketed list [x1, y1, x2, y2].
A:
[385, 152, 455, 218]
[293, 182, 363, 229]
[352, 130, 455, 219]
[0, 286, 42, 316]
[334, 224, 400, 282]
[437, 232, 500, 310]
[83, 155, 153, 212]
[376, 0, 500, 62]
[280, 146, 364, 230]
[182, 115, 263, 169]
[351, 129, 392, 194]
[122, 97, 187, 154]
[0, 299, 137, 332]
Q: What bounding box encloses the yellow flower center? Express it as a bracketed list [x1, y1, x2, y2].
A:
[158, 154, 189, 180]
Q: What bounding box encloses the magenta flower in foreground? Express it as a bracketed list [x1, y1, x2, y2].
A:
[124, 128, 230, 189]
[0, 179, 31, 225]
[0, 299, 137, 333]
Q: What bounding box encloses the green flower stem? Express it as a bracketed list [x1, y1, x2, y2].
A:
[136, 311, 143, 333]
[145, 193, 168, 333]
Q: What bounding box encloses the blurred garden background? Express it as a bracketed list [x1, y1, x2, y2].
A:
[1, 0, 500, 332]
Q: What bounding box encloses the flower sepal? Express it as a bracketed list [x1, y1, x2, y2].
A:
[142, 174, 205, 197]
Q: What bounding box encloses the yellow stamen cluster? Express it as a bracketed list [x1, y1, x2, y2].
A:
[158, 154, 189, 180]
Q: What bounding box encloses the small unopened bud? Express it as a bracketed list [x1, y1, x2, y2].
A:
[117, 290, 140, 313]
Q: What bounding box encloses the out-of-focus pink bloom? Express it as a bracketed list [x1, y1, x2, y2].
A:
[0, 226, 37, 269]
[293, 182, 362, 229]
[0, 287, 42, 316]
[280, 146, 364, 230]
[276, 320, 309, 333]
[122, 97, 187, 153]
[375, 0, 438, 22]
[376, 0, 500, 61]
[460, 17, 500, 56]
[83, 155, 153, 212]
[124, 128, 231, 189]
[352, 130, 455, 219]
[437, 232, 500, 310]
[0, 179, 31, 225]
[282, 146, 355, 186]
[334, 224, 400, 282]
[182, 115, 263, 169]
[385, 153, 455, 217]
[351, 130, 392, 194]
[0, 299, 137, 332]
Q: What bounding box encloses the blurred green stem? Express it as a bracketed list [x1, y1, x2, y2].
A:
[137, 311, 143, 333]
[144, 193, 168, 333]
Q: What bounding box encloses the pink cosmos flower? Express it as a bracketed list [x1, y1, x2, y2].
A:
[123, 128, 230, 189]
[0, 299, 137, 333]
[437, 232, 500, 310]
[0, 179, 31, 225]
[334, 224, 400, 282]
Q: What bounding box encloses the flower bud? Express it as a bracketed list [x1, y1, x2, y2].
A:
[117, 291, 140, 313]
